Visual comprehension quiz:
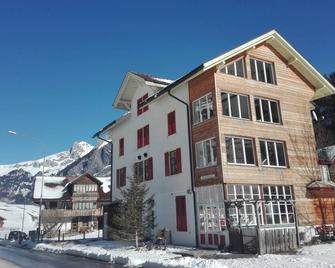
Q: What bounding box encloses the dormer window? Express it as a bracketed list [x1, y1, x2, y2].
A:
[221, 58, 245, 78]
[250, 58, 275, 84]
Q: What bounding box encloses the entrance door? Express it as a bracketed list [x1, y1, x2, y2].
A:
[198, 204, 226, 248]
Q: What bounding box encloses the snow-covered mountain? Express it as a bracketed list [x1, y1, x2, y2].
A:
[0, 141, 94, 203]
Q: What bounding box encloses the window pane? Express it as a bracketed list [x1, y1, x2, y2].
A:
[192, 101, 200, 124]
[267, 142, 277, 165]
[221, 93, 230, 116]
[262, 99, 271, 122]
[257, 60, 266, 82]
[227, 63, 235, 75]
[225, 137, 234, 163]
[276, 143, 286, 166]
[239, 95, 249, 119]
[234, 138, 244, 164]
[243, 185, 251, 199]
[211, 139, 217, 165]
[244, 139, 255, 164]
[200, 97, 208, 121]
[265, 62, 274, 84]
[260, 141, 268, 165]
[235, 185, 243, 199]
[205, 140, 212, 166]
[250, 59, 257, 80]
[230, 94, 239, 117]
[255, 98, 262, 120]
[227, 185, 235, 200]
[196, 143, 204, 168]
[235, 59, 244, 77]
[207, 95, 214, 118]
[270, 101, 280, 123]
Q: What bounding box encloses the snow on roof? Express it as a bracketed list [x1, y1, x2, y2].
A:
[318, 145, 335, 162]
[33, 176, 66, 200]
[131, 72, 174, 86]
[96, 177, 111, 193]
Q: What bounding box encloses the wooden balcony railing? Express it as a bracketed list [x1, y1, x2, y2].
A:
[41, 208, 102, 223]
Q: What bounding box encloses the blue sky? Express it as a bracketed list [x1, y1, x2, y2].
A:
[0, 0, 334, 164]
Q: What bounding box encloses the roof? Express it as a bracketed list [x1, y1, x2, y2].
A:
[307, 180, 335, 190]
[318, 145, 335, 163]
[33, 174, 111, 201]
[141, 30, 335, 107]
[113, 72, 174, 110]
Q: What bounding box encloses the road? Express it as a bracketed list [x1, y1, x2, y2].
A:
[0, 246, 120, 268]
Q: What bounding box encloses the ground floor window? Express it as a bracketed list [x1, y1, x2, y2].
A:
[226, 184, 294, 227]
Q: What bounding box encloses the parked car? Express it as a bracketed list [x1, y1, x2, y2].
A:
[8, 231, 27, 241]
[28, 230, 37, 241]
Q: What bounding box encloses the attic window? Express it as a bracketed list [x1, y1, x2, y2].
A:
[221, 58, 245, 78]
[250, 58, 275, 84]
[137, 93, 149, 116]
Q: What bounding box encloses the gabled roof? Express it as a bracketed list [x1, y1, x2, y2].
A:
[142, 30, 334, 107]
[113, 72, 174, 110]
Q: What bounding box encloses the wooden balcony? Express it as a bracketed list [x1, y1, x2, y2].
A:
[41, 208, 102, 223]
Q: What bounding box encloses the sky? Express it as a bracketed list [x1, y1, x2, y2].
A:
[0, 0, 334, 164]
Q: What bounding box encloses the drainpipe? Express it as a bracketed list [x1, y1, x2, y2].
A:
[167, 89, 199, 247]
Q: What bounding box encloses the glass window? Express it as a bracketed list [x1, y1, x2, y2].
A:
[250, 58, 275, 84]
[225, 137, 255, 165]
[221, 58, 245, 78]
[221, 92, 250, 119]
[255, 97, 281, 123]
[260, 140, 287, 167]
[195, 138, 217, 168]
[192, 94, 214, 124]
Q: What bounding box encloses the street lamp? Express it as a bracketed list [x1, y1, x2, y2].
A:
[7, 130, 46, 242]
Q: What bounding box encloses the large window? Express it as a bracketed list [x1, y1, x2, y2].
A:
[250, 58, 275, 84]
[255, 97, 280, 123]
[195, 138, 217, 168]
[192, 93, 214, 124]
[165, 148, 182, 176]
[225, 137, 255, 165]
[263, 185, 294, 224]
[221, 92, 250, 119]
[74, 184, 97, 192]
[221, 58, 245, 78]
[260, 140, 287, 167]
[134, 157, 153, 182]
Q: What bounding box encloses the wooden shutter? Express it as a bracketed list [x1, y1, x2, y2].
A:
[121, 167, 126, 187]
[146, 157, 153, 180]
[143, 93, 149, 112]
[137, 128, 143, 148]
[137, 96, 143, 116]
[119, 138, 124, 156]
[175, 196, 187, 232]
[168, 111, 176, 136]
[116, 169, 120, 188]
[176, 148, 182, 173]
[134, 162, 138, 181]
[165, 152, 170, 176]
[144, 125, 149, 146]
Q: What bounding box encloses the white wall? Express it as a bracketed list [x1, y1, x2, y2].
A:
[110, 80, 196, 246]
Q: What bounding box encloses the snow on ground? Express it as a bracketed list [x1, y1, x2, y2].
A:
[31, 239, 335, 268]
[46, 230, 103, 241]
[0, 202, 39, 238]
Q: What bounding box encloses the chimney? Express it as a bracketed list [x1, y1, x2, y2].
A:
[320, 165, 330, 182]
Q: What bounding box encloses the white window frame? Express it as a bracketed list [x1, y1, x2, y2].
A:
[225, 136, 255, 165]
[192, 93, 213, 124]
[260, 140, 287, 167]
[221, 92, 250, 119]
[195, 137, 217, 168]
[255, 97, 280, 123]
[250, 58, 275, 84]
[221, 58, 245, 77]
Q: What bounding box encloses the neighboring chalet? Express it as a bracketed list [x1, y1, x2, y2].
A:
[0, 216, 5, 228]
[94, 30, 335, 253]
[33, 173, 110, 235]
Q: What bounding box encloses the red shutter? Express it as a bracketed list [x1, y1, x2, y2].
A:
[119, 138, 124, 156]
[146, 157, 153, 180]
[176, 196, 187, 232]
[116, 169, 120, 188]
[137, 97, 143, 116]
[121, 167, 126, 187]
[165, 152, 170, 176]
[143, 93, 149, 112]
[137, 128, 143, 148]
[176, 148, 182, 173]
[144, 125, 149, 146]
[168, 111, 176, 136]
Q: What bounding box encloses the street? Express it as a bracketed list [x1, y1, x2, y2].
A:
[0, 246, 120, 268]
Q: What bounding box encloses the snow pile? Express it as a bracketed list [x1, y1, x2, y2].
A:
[33, 239, 335, 268]
[0, 202, 39, 238]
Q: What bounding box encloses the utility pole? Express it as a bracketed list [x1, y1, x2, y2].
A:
[21, 198, 26, 233]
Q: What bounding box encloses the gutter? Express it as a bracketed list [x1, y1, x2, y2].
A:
[167, 88, 199, 247]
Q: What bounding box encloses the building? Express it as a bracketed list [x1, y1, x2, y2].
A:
[94, 30, 335, 251]
[0, 216, 5, 228]
[32, 173, 110, 235]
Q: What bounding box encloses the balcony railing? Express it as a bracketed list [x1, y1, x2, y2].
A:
[41, 208, 102, 223]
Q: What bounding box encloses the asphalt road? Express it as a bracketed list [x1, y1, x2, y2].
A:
[0, 246, 120, 268]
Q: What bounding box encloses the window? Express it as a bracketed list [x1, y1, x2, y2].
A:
[134, 157, 153, 182]
[119, 138, 124, 156]
[260, 140, 287, 167]
[221, 92, 250, 119]
[263, 185, 294, 224]
[167, 111, 176, 135]
[116, 167, 126, 188]
[195, 138, 217, 168]
[176, 196, 187, 232]
[221, 58, 245, 77]
[254, 98, 280, 123]
[250, 58, 275, 84]
[192, 93, 214, 124]
[137, 93, 149, 115]
[137, 125, 149, 148]
[225, 137, 255, 165]
[165, 148, 182, 176]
